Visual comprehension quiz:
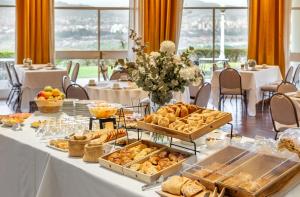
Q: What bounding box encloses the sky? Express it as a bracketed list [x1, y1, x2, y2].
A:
[55, 0, 247, 7]
[55, 0, 129, 7]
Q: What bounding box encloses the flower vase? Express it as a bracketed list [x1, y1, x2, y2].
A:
[149, 93, 170, 145]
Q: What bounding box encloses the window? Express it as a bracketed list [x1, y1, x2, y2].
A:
[0, 0, 15, 59]
[179, 0, 248, 78]
[0, 0, 15, 89]
[55, 0, 129, 80]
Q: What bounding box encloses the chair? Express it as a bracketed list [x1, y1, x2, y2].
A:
[261, 66, 295, 110]
[270, 93, 299, 140]
[277, 82, 297, 94]
[285, 66, 295, 83]
[194, 82, 211, 108]
[66, 84, 89, 100]
[218, 68, 247, 113]
[71, 63, 80, 83]
[189, 84, 201, 101]
[62, 75, 72, 94]
[293, 64, 300, 86]
[110, 70, 129, 81]
[5, 63, 22, 111]
[10, 64, 23, 112]
[66, 61, 72, 75]
[5, 62, 17, 105]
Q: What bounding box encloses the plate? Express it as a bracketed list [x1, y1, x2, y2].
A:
[47, 144, 68, 152]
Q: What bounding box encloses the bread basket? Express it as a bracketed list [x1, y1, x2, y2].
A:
[83, 144, 104, 163]
[68, 137, 90, 157]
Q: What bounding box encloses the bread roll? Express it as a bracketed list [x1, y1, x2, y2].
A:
[161, 176, 189, 195]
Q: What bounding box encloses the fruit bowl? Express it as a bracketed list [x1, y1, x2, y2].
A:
[35, 99, 64, 113]
[87, 103, 121, 118]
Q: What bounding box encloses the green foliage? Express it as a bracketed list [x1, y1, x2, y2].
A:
[0, 51, 15, 58]
[193, 48, 247, 62]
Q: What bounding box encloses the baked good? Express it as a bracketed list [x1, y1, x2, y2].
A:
[106, 142, 158, 165]
[129, 150, 186, 175]
[165, 113, 176, 123]
[49, 139, 68, 151]
[278, 138, 300, 158]
[161, 176, 214, 197]
[162, 176, 189, 195]
[181, 180, 206, 197]
[158, 117, 169, 127]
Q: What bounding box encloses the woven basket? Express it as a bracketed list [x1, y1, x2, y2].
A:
[83, 144, 104, 163]
[68, 138, 90, 157]
[35, 99, 64, 113]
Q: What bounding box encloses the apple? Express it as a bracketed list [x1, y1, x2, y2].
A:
[60, 93, 65, 99]
[44, 86, 53, 92]
[43, 92, 52, 99]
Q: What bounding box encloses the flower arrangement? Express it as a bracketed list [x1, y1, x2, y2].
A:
[122, 30, 203, 106]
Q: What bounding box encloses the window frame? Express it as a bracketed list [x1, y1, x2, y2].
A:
[181, 6, 248, 63]
[54, 6, 130, 60]
[290, 5, 300, 61]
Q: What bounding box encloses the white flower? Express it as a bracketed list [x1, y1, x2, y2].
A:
[173, 55, 181, 64]
[138, 67, 145, 74]
[150, 52, 160, 58]
[179, 67, 192, 80]
[160, 41, 176, 55]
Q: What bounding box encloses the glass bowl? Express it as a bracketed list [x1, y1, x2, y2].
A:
[87, 103, 122, 118]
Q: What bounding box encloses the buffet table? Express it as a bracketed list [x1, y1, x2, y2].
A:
[15, 64, 67, 112]
[86, 81, 191, 106]
[211, 66, 282, 116]
[0, 113, 299, 197]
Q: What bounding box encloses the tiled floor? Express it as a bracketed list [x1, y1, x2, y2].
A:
[0, 97, 275, 139]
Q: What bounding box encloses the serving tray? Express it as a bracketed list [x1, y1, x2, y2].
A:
[137, 109, 232, 141]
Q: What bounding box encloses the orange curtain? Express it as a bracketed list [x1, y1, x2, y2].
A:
[16, 0, 53, 64]
[248, 0, 285, 74]
[143, 0, 181, 53]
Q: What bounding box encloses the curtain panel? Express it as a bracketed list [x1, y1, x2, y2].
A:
[142, 0, 183, 53]
[248, 0, 285, 75]
[16, 0, 54, 64]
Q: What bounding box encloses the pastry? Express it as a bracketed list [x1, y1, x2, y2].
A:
[161, 176, 214, 197]
[181, 180, 206, 197]
[129, 150, 186, 175]
[162, 176, 189, 195]
[165, 113, 176, 123]
[144, 115, 153, 123]
[180, 105, 189, 118]
[106, 142, 158, 165]
[158, 117, 169, 127]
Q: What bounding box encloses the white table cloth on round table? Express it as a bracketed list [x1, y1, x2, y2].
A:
[15, 64, 67, 112]
[211, 66, 282, 116]
[0, 112, 299, 197]
[86, 81, 191, 106]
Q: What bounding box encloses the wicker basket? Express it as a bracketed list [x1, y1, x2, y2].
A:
[83, 144, 104, 163]
[35, 99, 64, 113]
[68, 138, 90, 157]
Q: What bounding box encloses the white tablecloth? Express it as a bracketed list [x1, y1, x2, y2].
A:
[86, 81, 190, 106]
[211, 66, 282, 116]
[15, 64, 67, 112]
[0, 113, 299, 196]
